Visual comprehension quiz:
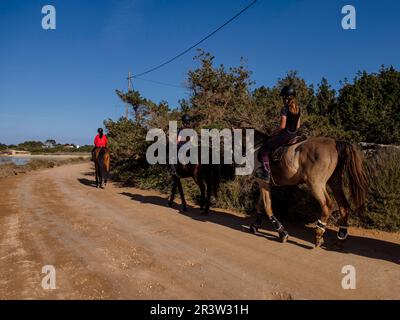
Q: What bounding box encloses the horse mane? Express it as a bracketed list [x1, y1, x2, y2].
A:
[232, 126, 269, 148]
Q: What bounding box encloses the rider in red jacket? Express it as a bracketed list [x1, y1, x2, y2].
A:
[92, 128, 108, 161]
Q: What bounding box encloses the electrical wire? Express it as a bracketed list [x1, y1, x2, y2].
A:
[134, 77, 187, 89]
[132, 0, 258, 78]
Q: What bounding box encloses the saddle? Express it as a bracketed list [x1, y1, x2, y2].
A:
[269, 135, 307, 163]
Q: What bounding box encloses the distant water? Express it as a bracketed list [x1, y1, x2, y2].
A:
[0, 157, 30, 166]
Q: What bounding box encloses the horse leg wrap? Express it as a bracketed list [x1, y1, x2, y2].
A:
[316, 220, 327, 233]
[337, 226, 348, 240]
[270, 215, 283, 232]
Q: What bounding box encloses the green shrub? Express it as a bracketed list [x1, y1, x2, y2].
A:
[360, 149, 400, 231]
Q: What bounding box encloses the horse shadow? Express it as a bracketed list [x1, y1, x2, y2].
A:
[82, 171, 95, 177]
[120, 191, 400, 265]
[78, 171, 103, 188]
[120, 192, 170, 207]
[78, 178, 98, 188]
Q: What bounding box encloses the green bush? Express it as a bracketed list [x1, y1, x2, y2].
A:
[361, 149, 400, 231]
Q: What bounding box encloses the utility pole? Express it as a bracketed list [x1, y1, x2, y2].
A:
[125, 71, 133, 119]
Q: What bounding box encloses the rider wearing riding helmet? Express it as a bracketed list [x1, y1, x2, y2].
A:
[91, 128, 108, 161]
[257, 85, 301, 181]
[178, 114, 192, 146]
[170, 114, 192, 176]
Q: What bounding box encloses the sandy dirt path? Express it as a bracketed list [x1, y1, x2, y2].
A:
[0, 163, 399, 300]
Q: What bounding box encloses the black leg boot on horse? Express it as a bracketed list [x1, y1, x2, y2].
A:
[250, 212, 289, 243]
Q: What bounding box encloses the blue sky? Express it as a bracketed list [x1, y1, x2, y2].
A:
[0, 0, 399, 145]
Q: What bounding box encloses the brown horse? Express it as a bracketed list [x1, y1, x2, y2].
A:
[167, 144, 220, 215]
[168, 162, 220, 214]
[94, 147, 110, 188]
[249, 130, 367, 248]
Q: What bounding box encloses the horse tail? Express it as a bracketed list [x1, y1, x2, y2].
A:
[97, 148, 107, 179]
[211, 164, 220, 198]
[104, 149, 110, 178]
[335, 141, 368, 213]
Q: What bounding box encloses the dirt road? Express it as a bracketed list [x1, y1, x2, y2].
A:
[0, 163, 399, 299]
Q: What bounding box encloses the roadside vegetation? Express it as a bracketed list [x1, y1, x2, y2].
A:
[106, 50, 400, 231]
[0, 157, 89, 180]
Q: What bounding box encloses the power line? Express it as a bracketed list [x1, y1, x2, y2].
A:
[133, 0, 258, 78]
[135, 77, 187, 89]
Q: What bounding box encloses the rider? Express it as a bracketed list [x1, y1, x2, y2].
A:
[91, 128, 108, 161]
[170, 114, 192, 176]
[257, 85, 301, 181]
[178, 114, 192, 146]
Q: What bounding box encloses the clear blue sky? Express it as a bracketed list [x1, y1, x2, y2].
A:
[0, 0, 399, 145]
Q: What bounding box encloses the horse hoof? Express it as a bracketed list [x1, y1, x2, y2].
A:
[315, 238, 324, 248]
[182, 205, 187, 212]
[249, 225, 258, 234]
[167, 201, 173, 207]
[280, 231, 289, 243]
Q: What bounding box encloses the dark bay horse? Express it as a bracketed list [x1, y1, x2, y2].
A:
[247, 130, 367, 248]
[94, 147, 110, 188]
[167, 145, 220, 214]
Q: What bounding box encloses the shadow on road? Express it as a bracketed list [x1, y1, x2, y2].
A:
[78, 178, 97, 188]
[82, 171, 95, 177]
[119, 191, 400, 265]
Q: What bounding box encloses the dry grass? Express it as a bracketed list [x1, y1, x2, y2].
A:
[0, 157, 88, 179]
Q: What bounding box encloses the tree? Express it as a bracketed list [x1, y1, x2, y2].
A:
[17, 141, 44, 151]
[104, 117, 148, 161]
[45, 139, 57, 148]
[336, 66, 400, 143]
[315, 77, 337, 116]
[186, 50, 256, 129]
[252, 85, 281, 134]
[115, 89, 148, 123]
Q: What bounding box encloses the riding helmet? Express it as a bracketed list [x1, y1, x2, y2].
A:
[181, 114, 191, 125]
[280, 85, 296, 98]
[97, 128, 104, 134]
